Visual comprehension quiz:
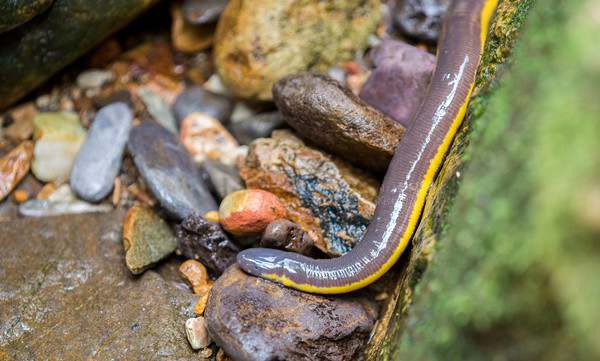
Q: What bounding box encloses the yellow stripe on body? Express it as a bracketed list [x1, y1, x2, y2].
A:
[264, 0, 498, 294]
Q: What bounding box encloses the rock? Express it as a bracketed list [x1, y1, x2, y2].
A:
[76, 69, 115, 89]
[185, 317, 212, 350]
[183, 0, 227, 25]
[195, 293, 210, 315]
[0, 0, 161, 109]
[4, 102, 37, 141]
[137, 88, 177, 133]
[359, 39, 436, 128]
[173, 86, 234, 126]
[123, 206, 177, 275]
[179, 259, 213, 295]
[274, 73, 405, 173]
[70, 102, 133, 202]
[219, 189, 287, 237]
[201, 159, 244, 200]
[31, 111, 86, 182]
[172, 2, 214, 53]
[0, 141, 33, 201]
[214, 0, 381, 101]
[205, 265, 377, 361]
[229, 111, 286, 145]
[260, 219, 314, 255]
[0, 212, 198, 359]
[393, 0, 450, 42]
[180, 112, 240, 166]
[13, 189, 29, 203]
[239, 130, 379, 256]
[175, 213, 239, 275]
[128, 122, 217, 220]
[18, 199, 113, 217]
[0, 0, 54, 33]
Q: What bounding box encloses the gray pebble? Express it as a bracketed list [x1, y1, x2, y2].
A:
[182, 0, 228, 25]
[70, 102, 133, 202]
[229, 111, 286, 145]
[19, 200, 112, 217]
[201, 159, 244, 200]
[173, 86, 233, 126]
[138, 88, 177, 133]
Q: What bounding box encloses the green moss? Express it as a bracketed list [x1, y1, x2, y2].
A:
[393, 0, 600, 359]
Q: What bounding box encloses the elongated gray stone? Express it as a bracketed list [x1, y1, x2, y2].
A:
[128, 122, 218, 220]
[70, 102, 133, 202]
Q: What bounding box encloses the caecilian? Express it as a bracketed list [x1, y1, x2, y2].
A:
[237, 0, 499, 294]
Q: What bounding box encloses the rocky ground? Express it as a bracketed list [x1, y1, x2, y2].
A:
[0, 0, 548, 360]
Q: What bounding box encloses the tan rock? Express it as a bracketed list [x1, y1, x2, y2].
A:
[0, 141, 33, 201]
[171, 1, 214, 53]
[180, 112, 240, 166]
[185, 316, 212, 350]
[5, 103, 37, 141]
[179, 259, 213, 295]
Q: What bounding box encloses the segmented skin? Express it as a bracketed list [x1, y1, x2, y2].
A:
[237, 0, 499, 294]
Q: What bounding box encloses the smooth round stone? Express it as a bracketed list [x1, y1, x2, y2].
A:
[218, 189, 287, 236]
[70, 102, 133, 202]
[173, 86, 233, 126]
[182, 0, 228, 25]
[128, 122, 217, 220]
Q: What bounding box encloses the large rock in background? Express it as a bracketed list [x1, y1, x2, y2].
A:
[0, 213, 198, 359]
[0, 0, 54, 34]
[0, 0, 161, 110]
[214, 0, 381, 101]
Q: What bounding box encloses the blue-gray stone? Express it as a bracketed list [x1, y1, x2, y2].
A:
[128, 122, 218, 220]
[70, 102, 133, 202]
[173, 86, 233, 127]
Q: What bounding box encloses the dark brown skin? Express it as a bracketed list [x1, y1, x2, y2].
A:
[238, 0, 499, 294]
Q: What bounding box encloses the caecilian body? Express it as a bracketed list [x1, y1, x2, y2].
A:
[237, 0, 499, 294]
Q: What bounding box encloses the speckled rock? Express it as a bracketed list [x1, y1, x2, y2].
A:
[219, 189, 287, 236]
[123, 206, 178, 275]
[201, 159, 244, 200]
[239, 130, 379, 256]
[0, 212, 197, 359]
[229, 111, 286, 145]
[260, 219, 314, 255]
[214, 0, 381, 101]
[32, 111, 86, 182]
[180, 112, 241, 166]
[175, 213, 239, 275]
[0, 141, 33, 201]
[183, 0, 227, 25]
[128, 122, 217, 220]
[0, 0, 54, 33]
[70, 102, 133, 202]
[394, 0, 451, 42]
[205, 265, 377, 361]
[273, 73, 404, 173]
[173, 86, 234, 126]
[359, 39, 436, 128]
[185, 316, 212, 350]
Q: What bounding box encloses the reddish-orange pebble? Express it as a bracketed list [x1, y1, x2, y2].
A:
[219, 189, 287, 236]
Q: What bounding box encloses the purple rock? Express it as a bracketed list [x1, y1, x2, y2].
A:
[359, 39, 435, 129]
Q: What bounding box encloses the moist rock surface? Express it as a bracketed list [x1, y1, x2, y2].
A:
[394, 0, 450, 42]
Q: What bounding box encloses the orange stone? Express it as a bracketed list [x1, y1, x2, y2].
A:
[203, 210, 220, 223]
[13, 190, 29, 203]
[0, 141, 33, 201]
[218, 189, 287, 236]
[194, 292, 210, 315]
[179, 259, 212, 295]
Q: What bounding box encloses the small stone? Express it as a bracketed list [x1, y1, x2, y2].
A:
[18, 199, 113, 217]
[260, 219, 314, 255]
[137, 88, 177, 133]
[201, 159, 244, 200]
[229, 111, 286, 145]
[214, 0, 381, 101]
[172, 2, 214, 53]
[4, 102, 37, 141]
[183, 0, 227, 25]
[32, 112, 86, 182]
[76, 69, 115, 89]
[185, 317, 212, 350]
[219, 189, 287, 237]
[216, 348, 230, 361]
[12, 190, 29, 203]
[359, 39, 436, 128]
[128, 122, 217, 220]
[199, 347, 213, 359]
[47, 184, 77, 202]
[123, 206, 178, 275]
[240, 130, 379, 256]
[205, 265, 377, 361]
[203, 74, 230, 96]
[180, 112, 240, 166]
[393, 0, 450, 42]
[173, 86, 233, 126]
[175, 213, 239, 275]
[273, 73, 404, 173]
[0, 141, 33, 201]
[36, 182, 57, 200]
[203, 210, 220, 223]
[179, 259, 213, 295]
[194, 292, 210, 315]
[70, 102, 133, 202]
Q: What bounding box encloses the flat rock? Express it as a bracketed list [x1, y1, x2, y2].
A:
[18, 199, 113, 217]
[123, 206, 178, 275]
[201, 159, 244, 200]
[182, 0, 227, 25]
[394, 0, 450, 42]
[0, 212, 197, 359]
[214, 0, 381, 101]
[32, 111, 86, 182]
[359, 39, 436, 128]
[128, 121, 217, 220]
[273, 73, 404, 173]
[70, 102, 133, 202]
[229, 111, 286, 145]
[173, 86, 234, 126]
[0, 141, 33, 201]
[137, 88, 177, 133]
[239, 130, 379, 256]
[205, 265, 377, 361]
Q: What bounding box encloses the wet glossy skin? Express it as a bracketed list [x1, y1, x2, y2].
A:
[238, 0, 499, 294]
